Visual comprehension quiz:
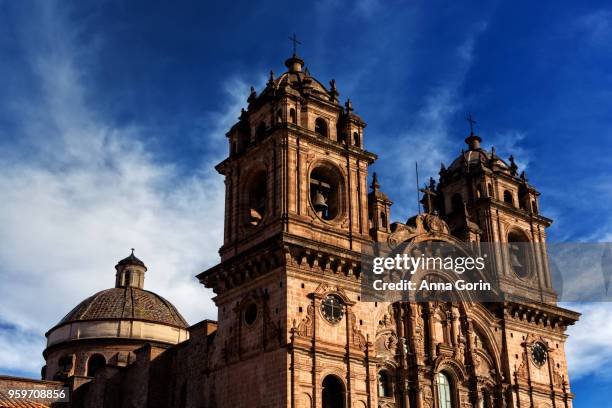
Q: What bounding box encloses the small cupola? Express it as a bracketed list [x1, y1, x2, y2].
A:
[284, 54, 304, 73]
[115, 249, 147, 289]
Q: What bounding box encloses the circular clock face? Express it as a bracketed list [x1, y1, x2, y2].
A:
[320, 295, 344, 323]
[531, 343, 547, 366]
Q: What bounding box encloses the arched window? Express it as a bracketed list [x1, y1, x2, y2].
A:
[247, 171, 267, 226]
[123, 270, 131, 286]
[290, 108, 297, 124]
[437, 372, 453, 408]
[380, 212, 387, 229]
[451, 193, 463, 213]
[487, 183, 494, 198]
[508, 230, 530, 278]
[377, 371, 392, 398]
[322, 375, 345, 408]
[87, 354, 106, 377]
[503, 190, 514, 206]
[353, 132, 360, 146]
[531, 200, 538, 214]
[244, 303, 258, 325]
[338, 132, 347, 145]
[276, 109, 283, 124]
[58, 355, 73, 373]
[315, 118, 328, 137]
[310, 164, 343, 221]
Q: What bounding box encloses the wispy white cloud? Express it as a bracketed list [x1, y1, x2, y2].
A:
[0, 323, 44, 376]
[564, 302, 612, 381]
[0, 2, 249, 377]
[574, 9, 612, 46]
[377, 21, 489, 219]
[487, 129, 529, 169]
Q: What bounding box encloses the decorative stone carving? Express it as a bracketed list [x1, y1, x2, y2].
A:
[375, 330, 398, 357]
[422, 385, 434, 408]
[348, 312, 367, 350]
[296, 305, 314, 337]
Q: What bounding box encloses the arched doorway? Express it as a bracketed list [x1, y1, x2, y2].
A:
[322, 375, 345, 408]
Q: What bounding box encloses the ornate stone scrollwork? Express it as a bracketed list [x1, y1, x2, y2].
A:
[296, 304, 314, 337]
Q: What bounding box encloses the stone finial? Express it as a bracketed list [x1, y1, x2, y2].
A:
[509, 155, 518, 176]
[267, 70, 275, 87]
[247, 86, 257, 104]
[371, 172, 380, 190]
[328, 79, 339, 102]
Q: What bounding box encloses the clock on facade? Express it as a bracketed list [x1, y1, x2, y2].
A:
[531, 342, 547, 367]
[320, 295, 344, 323]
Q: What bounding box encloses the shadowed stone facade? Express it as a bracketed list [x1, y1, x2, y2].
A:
[0, 53, 579, 408]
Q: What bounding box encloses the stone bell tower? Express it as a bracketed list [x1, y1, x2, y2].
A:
[435, 123, 556, 303]
[198, 49, 383, 407]
[216, 52, 375, 263]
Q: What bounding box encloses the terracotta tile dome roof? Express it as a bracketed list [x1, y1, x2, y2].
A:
[56, 287, 188, 329]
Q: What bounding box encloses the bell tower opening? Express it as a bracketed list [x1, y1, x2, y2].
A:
[310, 165, 343, 220]
[247, 171, 267, 227]
[508, 229, 530, 278]
[315, 117, 328, 137]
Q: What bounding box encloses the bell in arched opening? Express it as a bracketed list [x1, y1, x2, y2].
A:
[313, 189, 328, 217]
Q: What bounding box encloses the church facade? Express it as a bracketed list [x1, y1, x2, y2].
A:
[0, 52, 579, 408]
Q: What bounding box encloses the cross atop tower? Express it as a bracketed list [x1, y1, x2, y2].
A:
[288, 33, 301, 56]
[466, 113, 477, 136]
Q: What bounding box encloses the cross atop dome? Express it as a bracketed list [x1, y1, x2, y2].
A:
[464, 112, 482, 150]
[285, 33, 305, 72]
[288, 33, 301, 55]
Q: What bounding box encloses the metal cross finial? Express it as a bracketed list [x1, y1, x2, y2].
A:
[466, 113, 477, 135]
[288, 33, 301, 55]
[130, 248, 135, 255]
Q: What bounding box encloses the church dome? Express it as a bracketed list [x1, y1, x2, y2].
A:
[56, 287, 188, 329]
[446, 132, 512, 175]
[248, 53, 340, 107]
[45, 251, 190, 349]
[273, 69, 330, 97]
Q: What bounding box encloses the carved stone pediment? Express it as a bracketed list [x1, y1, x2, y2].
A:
[388, 213, 450, 248]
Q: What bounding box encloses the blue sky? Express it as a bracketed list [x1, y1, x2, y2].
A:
[0, 0, 611, 405]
